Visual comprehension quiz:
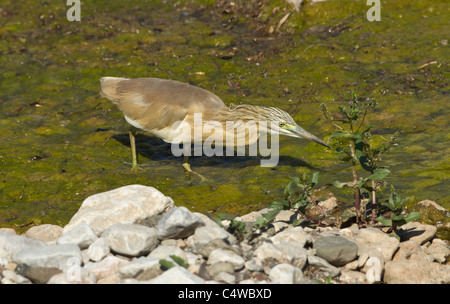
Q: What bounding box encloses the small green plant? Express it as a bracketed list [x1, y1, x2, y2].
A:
[211, 212, 248, 241]
[266, 171, 322, 226]
[360, 130, 399, 224]
[321, 93, 396, 225]
[375, 186, 421, 232]
[159, 255, 189, 270]
[211, 171, 321, 241]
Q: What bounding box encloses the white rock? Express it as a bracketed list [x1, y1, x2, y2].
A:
[97, 273, 121, 284]
[47, 268, 97, 284]
[25, 224, 63, 242]
[0, 228, 16, 235]
[102, 223, 158, 257]
[149, 266, 204, 284]
[87, 238, 110, 262]
[397, 222, 437, 245]
[84, 256, 128, 280]
[245, 258, 264, 272]
[318, 195, 338, 210]
[186, 226, 234, 249]
[270, 226, 311, 247]
[185, 252, 203, 266]
[208, 249, 245, 268]
[373, 236, 400, 261]
[235, 209, 269, 222]
[356, 242, 385, 274]
[193, 212, 224, 228]
[254, 242, 292, 263]
[417, 199, 448, 212]
[118, 257, 161, 279]
[269, 264, 304, 284]
[57, 223, 98, 249]
[1, 269, 32, 284]
[13, 244, 82, 272]
[384, 260, 450, 284]
[276, 241, 308, 269]
[0, 231, 45, 265]
[156, 207, 204, 239]
[148, 245, 187, 262]
[425, 239, 450, 263]
[215, 272, 236, 284]
[64, 185, 174, 235]
[339, 270, 366, 284]
[339, 228, 354, 237]
[358, 227, 388, 243]
[307, 255, 340, 278]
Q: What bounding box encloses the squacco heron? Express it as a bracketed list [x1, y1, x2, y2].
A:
[100, 77, 330, 177]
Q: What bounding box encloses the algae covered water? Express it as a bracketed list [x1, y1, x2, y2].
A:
[0, 0, 448, 231]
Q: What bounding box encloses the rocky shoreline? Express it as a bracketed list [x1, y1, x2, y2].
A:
[1, 184, 449, 284]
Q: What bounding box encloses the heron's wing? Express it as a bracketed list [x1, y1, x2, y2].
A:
[100, 77, 226, 131]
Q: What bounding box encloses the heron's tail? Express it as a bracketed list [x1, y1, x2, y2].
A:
[100, 77, 129, 101]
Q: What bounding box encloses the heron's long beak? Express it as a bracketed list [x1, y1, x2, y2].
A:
[290, 125, 331, 149]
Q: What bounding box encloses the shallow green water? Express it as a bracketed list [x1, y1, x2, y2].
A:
[0, 0, 448, 232]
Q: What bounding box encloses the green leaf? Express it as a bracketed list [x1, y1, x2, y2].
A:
[404, 212, 421, 223]
[375, 216, 391, 227]
[270, 200, 289, 210]
[310, 172, 320, 187]
[367, 168, 391, 181]
[255, 216, 266, 229]
[159, 259, 175, 270]
[392, 218, 406, 227]
[391, 213, 405, 222]
[230, 219, 246, 233]
[215, 213, 236, 221]
[170, 255, 189, 268]
[359, 155, 376, 172]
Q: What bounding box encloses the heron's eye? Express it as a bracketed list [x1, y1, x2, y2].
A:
[278, 122, 285, 128]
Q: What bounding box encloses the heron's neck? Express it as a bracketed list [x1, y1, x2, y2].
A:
[222, 105, 271, 123]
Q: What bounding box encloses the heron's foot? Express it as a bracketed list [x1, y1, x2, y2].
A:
[182, 163, 208, 182]
[124, 161, 146, 172]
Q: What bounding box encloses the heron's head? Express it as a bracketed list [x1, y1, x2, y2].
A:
[261, 107, 331, 149]
[227, 105, 330, 149]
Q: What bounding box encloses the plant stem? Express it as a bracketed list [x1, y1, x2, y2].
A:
[371, 180, 377, 225]
[349, 140, 361, 225]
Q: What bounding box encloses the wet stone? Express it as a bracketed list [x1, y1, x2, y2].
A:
[314, 236, 358, 267]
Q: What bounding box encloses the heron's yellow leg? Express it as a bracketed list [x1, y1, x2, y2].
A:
[129, 129, 141, 172]
[183, 156, 207, 182]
